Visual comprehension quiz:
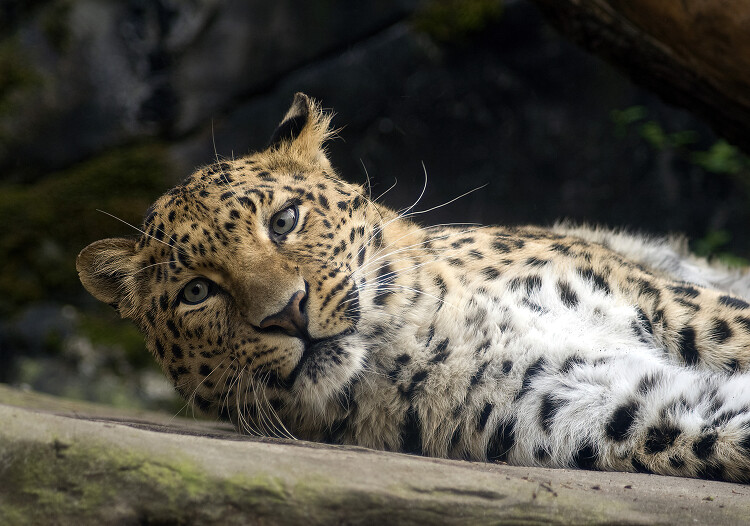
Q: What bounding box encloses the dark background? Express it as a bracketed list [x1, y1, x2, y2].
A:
[2, 0, 748, 410]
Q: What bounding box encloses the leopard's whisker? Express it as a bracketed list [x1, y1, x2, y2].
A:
[360, 159, 373, 201]
[355, 225, 487, 275]
[236, 367, 263, 437]
[250, 371, 276, 438]
[356, 170, 484, 259]
[244, 370, 267, 436]
[257, 369, 296, 440]
[96, 209, 191, 257]
[396, 161, 429, 217]
[210, 123, 246, 211]
[356, 250, 434, 282]
[401, 182, 489, 220]
[132, 260, 177, 276]
[357, 251, 454, 283]
[356, 170, 431, 257]
[352, 221, 481, 269]
[354, 284, 458, 311]
[373, 176, 398, 203]
[227, 363, 256, 436]
[213, 368, 237, 423]
[187, 356, 230, 412]
[214, 358, 238, 426]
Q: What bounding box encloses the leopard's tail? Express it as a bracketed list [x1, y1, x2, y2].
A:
[509, 352, 750, 482]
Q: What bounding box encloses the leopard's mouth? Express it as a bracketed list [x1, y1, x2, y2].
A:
[291, 328, 357, 383]
[259, 327, 355, 390]
[260, 280, 360, 390]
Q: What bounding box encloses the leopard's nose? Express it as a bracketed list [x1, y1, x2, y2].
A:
[258, 290, 309, 339]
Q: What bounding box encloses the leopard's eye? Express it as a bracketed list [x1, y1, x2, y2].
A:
[181, 278, 213, 305]
[270, 206, 298, 236]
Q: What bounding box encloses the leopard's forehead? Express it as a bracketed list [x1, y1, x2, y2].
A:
[137, 155, 356, 253]
[147, 159, 298, 219]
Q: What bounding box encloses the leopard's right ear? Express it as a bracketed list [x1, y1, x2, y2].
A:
[77, 238, 137, 313]
[267, 92, 334, 166]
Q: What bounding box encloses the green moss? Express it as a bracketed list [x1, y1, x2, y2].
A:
[2, 439, 119, 521]
[413, 0, 503, 43]
[137, 458, 209, 502]
[0, 143, 173, 315]
[0, 433, 291, 524]
[224, 472, 289, 509]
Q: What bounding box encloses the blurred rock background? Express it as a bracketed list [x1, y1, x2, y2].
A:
[2, 0, 749, 411]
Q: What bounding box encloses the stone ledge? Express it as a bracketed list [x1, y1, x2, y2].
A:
[0, 385, 748, 525]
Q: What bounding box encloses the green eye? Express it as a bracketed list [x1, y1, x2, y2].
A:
[271, 206, 298, 236]
[181, 278, 213, 305]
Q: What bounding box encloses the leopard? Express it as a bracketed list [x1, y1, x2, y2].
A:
[78, 93, 750, 483]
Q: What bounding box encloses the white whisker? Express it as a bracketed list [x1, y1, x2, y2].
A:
[132, 260, 175, 276]
[211, 121, 244, 209]
[365, 283, 457, 310]
[373, 177, 398, 202]
[356, 226, 487, 277]
[360, 159, 373, 200]
[256, 370, 296, 440]
[398, 161, 429, 217]
[96, 209, 175, 251]
[402, 182, 488, 219]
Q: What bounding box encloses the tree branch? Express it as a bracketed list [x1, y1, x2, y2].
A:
[530, 0, 750, 154]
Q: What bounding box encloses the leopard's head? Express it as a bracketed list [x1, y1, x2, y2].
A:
[77, 94, 392, 435]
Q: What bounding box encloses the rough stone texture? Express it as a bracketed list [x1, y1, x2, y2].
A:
[1, 384, 749, 525]
[1, 0, 414, 180]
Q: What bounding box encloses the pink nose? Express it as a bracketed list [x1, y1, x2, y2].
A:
[258, 290, 309, 338]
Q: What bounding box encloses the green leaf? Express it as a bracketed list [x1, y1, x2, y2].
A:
[691, 140, 745, 174]
[638, 121, 667, 150]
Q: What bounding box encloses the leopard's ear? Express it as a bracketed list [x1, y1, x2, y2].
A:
[77, 238, 137, 314]
[268, 92, 334, 165]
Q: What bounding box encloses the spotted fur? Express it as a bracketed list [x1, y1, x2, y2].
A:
[78, 93, 750, 483]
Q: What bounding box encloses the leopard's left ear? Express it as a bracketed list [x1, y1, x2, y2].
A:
[76, 238, 138, 317]
[268, 92, 334, 165]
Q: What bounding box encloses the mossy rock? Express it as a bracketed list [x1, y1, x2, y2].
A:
[1, 384, 749, 525]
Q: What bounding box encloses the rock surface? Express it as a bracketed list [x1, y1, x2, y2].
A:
[1, 0, 414, 180]
[1, 384, 748, 525]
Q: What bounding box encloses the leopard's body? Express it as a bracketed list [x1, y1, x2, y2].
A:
[78, 94, 750, 482]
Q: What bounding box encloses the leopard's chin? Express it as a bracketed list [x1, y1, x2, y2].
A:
[288, 330, 366, 413]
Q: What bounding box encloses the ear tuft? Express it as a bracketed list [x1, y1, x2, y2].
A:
[268, 92, 311, 148]
[267, 93, 334, 162]
[77, 238, 137, 312]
